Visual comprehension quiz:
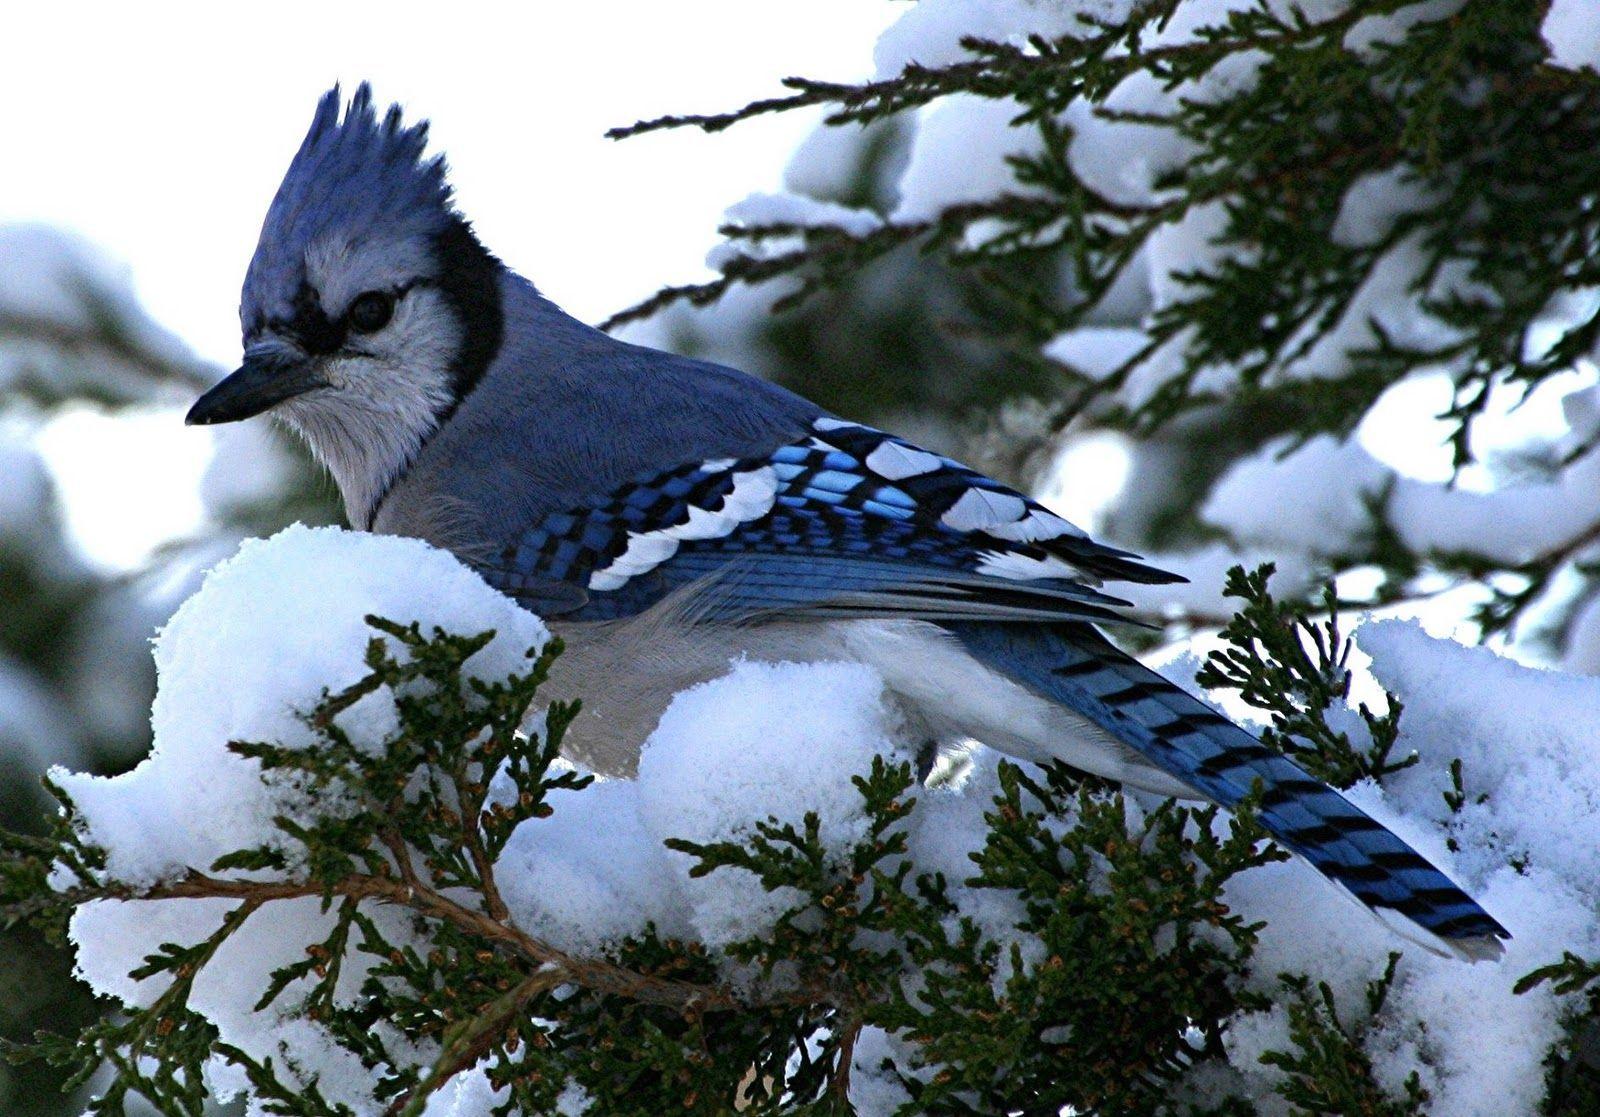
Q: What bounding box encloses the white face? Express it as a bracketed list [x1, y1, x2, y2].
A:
[271, 231, 462, 528]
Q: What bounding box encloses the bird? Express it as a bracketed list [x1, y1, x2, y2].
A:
[186, 83, 1507, 962]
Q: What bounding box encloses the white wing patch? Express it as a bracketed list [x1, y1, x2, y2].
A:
[864, 440, 943, 480]
[974, 550, 1085, 582]
[941, 487, 1029, 532]
[588, 465, 779, 591]
[812, 416, 855, 432]
[982, 508, 1087, 542]
[806, 413, 1097, 578]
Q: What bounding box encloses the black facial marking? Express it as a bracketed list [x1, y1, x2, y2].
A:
[431, 218, 504, 410]
[277, 279, 347, 355]
[256, 276, 435, 353]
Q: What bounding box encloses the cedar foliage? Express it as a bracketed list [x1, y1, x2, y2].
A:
[612, 0, 1600, 638]
[3, 574, 1503, 1116]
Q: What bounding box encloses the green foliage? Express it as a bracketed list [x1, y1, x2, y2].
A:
[610, 0, 1600, 644]
[874, 767, 1280, 1116]
[1257, 957, 1431, 1115]
[1195, 564, 1413, 788]
[1518, 955, 1600, 1116]
[0, 609, 1486, 1116]
[614, 0, 1600, 449]
[0, 247, 335, 1114]
[648, 115, 1065, 468]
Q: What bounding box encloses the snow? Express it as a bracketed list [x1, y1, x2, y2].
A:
[902, 748, 1040, 977]
[1117, 541, 1318, 621]
[498, 776, 690, 955]
[722, 192, 883, 239]
[892, 95, 1042, 223]
[1543, 0, 1600, 72]
[0, 225, 135, 336]
[57, 524, 547, 890]
[872, 0, 1132, 79]
[21, 2, 1599, 1110]
[418, 1065, 507, 1117]
[1202, 434, 1388, 555]
[1331, 166, 1440, 249]
[44, 520, 1600, 1114]
[637, 658, 913, 947]
[1043, 326, 1148, 381]
[60, 526, 546, 1112]
[848, 1025, 919, 1115]
[1211, 619, 1600, 1115]
[707, 192, 885, 273]
[1343, 0, 1464, 54]
[1204, 425, 1600, 570]
[783, 117, 907, 204]
[56, 530, 925, 1109]
[65, 542, 227, 748]
[1063, 71, 1195, 209]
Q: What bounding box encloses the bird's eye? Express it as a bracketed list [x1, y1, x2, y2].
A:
[347, 290, 395, 334]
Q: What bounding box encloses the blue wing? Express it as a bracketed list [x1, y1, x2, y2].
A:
[484, 416, 1181, 622]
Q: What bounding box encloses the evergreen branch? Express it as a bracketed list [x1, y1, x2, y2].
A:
[390, 965, 567, 1117]
[0, 305, 213, 396]
[1258, 966, 1430, 1113]
[1196, 564, 1414, 787]
[58, 867, 748, 1013]
[0, 609, 1431, 1112]
[607, 4, 1387, 142]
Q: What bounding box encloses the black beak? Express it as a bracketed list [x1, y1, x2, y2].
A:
[185, 351, 325, 426]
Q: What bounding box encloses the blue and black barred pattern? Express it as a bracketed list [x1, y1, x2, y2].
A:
[495, 460, 742, 591]
[949, 621, 1509, 953]
[487, 417, 1181, 621]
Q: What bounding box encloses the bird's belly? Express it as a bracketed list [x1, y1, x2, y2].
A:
[543, 614, 886, 775]
[544, 613, 1194, 797]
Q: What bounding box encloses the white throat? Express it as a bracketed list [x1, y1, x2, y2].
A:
[275, 287, 462, 528]
[278, 377, 450, 528]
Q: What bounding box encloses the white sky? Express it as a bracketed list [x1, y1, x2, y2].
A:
[3, 1, 898, 565]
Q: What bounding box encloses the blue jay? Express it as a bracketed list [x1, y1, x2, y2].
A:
[187, 85, 1506, 961]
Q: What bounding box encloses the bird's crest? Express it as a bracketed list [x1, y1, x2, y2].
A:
[242, 83, 459, 333]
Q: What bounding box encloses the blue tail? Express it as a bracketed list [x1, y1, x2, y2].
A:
[946, 621, 1508, 960]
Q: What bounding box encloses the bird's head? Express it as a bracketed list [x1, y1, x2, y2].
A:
[188, 83, 504, 524]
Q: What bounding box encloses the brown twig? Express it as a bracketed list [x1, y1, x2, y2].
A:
[451, 769, 509, 924]
[832, 1015, 863, 1106]
[49, 869, 777, 1014]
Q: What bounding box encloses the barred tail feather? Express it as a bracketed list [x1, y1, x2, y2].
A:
[945, 621, 1508, 961]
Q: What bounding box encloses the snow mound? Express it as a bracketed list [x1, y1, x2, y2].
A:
[638, 658, 913, 946]
[63, 526, 548, 1112]
[498, 776, 691, 954]
[57, 524, 548, 888]
[53, 525, 1600, 1115]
